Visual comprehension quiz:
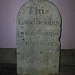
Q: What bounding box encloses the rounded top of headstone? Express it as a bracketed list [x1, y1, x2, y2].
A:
[31, 0, 47, 1]
[17, 0, 61, 26]
[17, 0, 62, 75]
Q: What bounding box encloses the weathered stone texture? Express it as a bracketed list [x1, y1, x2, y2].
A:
[17, 0, 61, 75]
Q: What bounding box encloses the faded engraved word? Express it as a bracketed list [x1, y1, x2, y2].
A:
[27, 6, 49, 14]
[21, 38, 58, 46]
[19, 29, 59, 36]
[18, 18, 59, 26]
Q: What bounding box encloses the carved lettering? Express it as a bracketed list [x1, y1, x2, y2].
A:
[27, 7, 49, 14]
[18, 18, 59, 26]
[17, 1, 61, 75]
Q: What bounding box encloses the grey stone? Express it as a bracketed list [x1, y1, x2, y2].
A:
[16, 0, 62, 75]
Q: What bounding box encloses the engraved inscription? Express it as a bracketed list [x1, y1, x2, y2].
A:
[27, 7, 49, 14]
[18, 17, 59, 26]
[17, 0, 61, 75]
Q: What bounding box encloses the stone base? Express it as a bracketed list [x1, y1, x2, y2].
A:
[17, 73, 58, 75]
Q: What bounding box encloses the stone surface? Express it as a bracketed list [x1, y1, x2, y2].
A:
[16, 0, 62, 75]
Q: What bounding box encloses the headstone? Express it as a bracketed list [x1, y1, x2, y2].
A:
[17, 0, 62, 75]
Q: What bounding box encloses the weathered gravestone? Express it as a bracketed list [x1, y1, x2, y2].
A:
[17, 0, 62, 75]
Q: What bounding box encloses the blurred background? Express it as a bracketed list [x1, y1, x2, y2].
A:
[0, 0, 75, 49]
[0, 0, 75, 75]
